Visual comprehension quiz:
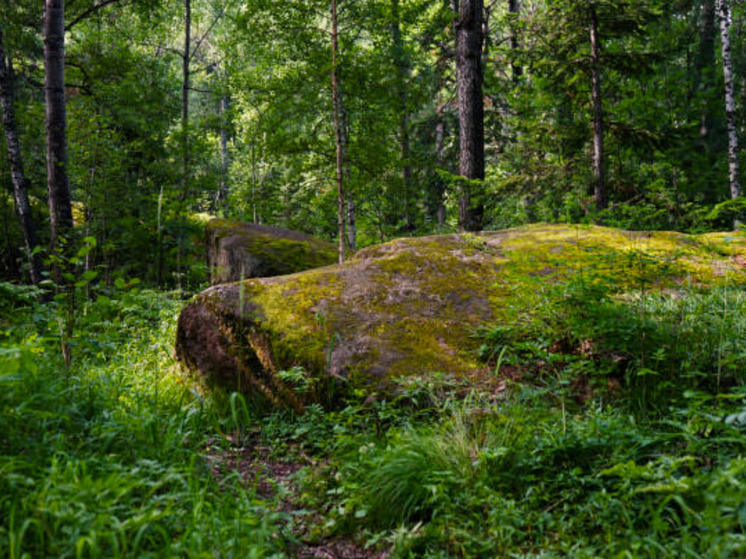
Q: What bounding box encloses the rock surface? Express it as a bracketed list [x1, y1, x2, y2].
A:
[177, 224, 746, 410]
[206, 219, 337, 284]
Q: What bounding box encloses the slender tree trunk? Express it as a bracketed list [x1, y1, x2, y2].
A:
[391, 0, 413, 230]
[44, 0, 74, 250]
[435, 95, 447, 227]
[346, 198, 356, 251]
[332, 0, 346, 263]
[250, 139, 258, 224]
[508, 0, 522, 82]
[182, 0, 191, 200]
[697, 0, 716, 149]
[717, 0, 741, 206]
[589, 5, 606, 211]
[174, 0, 191, 287]
[217, 92, 230, 208]
[431, 38, 449, 228]
[339, 81, 355, 250]
[455, 0, 485, 231]
[0, 23, 43, 284]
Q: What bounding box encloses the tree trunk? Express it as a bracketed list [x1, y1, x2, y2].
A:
[391, 0, 413, 231]
[508, 0, 522, 82]
[589, 5, 606, 211]
[44, 0, 74, 249]
[717, 0, 741, 206]
[250, 139, 258, 224]
[217, 92, 230, 208]
[332, 0, 346, 264]
[435, 95, 447, 227]
[697, 0, 716, 149]
[346, 198, 356, 251]
[0, 23, 43, 284]
[182, 0, 191, 200]
[431, 38, 449, 229]
[455, 0, 485, 231]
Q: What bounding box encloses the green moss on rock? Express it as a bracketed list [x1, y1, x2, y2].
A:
[176, 224, 746, 409]
[206, 219, 337, 284]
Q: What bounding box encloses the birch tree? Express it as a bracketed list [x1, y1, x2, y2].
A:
[589, 3, 606, 210]
[332, 0, 346, 263]
[716, 0, 740, 208]
[0, 21, 43, 284]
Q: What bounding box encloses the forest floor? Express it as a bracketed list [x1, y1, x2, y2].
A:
[208, 442, 384, 558]
[4, 275, 746, 557]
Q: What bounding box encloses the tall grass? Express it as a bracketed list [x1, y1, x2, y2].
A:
[0, 285, 290, 558]
[294, 278, 746, 557]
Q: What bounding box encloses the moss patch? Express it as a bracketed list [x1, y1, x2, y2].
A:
[206, 219, 337, 284]
[176, 224, 746, 408]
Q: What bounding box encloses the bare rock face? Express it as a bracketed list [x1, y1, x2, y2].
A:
[177, 224, 746, 410]
[206, 219, 337, 284]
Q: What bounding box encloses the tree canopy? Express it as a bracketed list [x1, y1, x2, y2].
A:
[0, 0, 745, 284]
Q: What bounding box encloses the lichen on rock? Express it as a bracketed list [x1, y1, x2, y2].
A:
[176, 224, 746, 410]
[205, 218, 337, 284]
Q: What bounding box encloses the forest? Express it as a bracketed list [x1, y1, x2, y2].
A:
[4, 0, 746, 557]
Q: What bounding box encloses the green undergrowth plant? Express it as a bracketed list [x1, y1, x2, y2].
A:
[479, 245, 746, 411]
[281, 240, 746, 557]
[4, 227, 746, 558]
[0, 285, 291, 558]
[298, 390, 746, 558]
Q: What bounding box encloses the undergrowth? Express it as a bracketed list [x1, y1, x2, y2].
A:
[3, 242, 746, 558]
[0, 284, 290, 558]
[284, 264, 746, 557]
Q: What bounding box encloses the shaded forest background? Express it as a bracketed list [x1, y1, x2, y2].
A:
[2, 0, 745, 288]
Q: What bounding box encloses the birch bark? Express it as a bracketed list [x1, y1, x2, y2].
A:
[589, 5, 606, 211]
[332, 0, 346, 263]
[0, 23, 43, 283]
[717, 0, 741, 206]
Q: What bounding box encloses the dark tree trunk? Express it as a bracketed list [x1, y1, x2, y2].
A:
[435, 95, 447, 227]
[0, 22, 43, 284]
[332, 0, 346, 263]
[182, 0, 191, 200]
[589, 5, 606, 211]
[508, 0, 522, 82]
[455, 0, 485, 231]
[391, 0, 414, 230]
[697, 0, 716, 148]
[44, 0, 74, 249]
[717, 0, 740, 207]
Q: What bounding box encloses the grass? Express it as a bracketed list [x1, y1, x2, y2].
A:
[3, 243, 746, 557]
[0, 285, 291, 558]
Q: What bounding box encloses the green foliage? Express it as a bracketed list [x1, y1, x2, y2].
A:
[0, 288, 291, 557]
[6, 223, 746, 556]
[295, 389, 746, 557]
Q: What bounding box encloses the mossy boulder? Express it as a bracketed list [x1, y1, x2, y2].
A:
[176, 224, 746, 410]
[206, 219, 337, 284]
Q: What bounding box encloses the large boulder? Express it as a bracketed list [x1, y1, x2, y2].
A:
[176, 224, 746, 410]
[206, 219, 337, 284]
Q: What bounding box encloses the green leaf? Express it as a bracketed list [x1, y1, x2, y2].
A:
[81, 270, 99, 281]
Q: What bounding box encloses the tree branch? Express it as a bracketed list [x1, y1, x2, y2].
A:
[66, 0, 130, 31]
